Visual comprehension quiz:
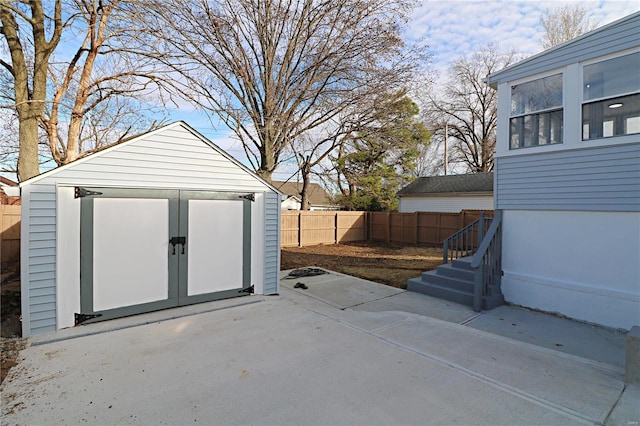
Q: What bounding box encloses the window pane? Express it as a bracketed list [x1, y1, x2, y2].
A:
[510, 117, 521, 149]
[549, 110, 563, 144]
[509, 110, 563, 149]
[582, 93, 640, 140]
[511, 73, 563, 115]
[583, 52, 640, 101]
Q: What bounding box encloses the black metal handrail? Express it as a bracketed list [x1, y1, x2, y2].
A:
[470, 210, 503, 312]
[442, 212, 493, 264]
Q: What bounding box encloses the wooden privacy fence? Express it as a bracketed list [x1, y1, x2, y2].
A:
[1, 205, 21, 267]
[282, 210, 493, 247]
[281, 211, 367, 247]
[369, 210, 493, 246]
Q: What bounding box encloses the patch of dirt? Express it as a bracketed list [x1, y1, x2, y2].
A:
[1, 338, 26, 385]
[281, 241, 443, 289]
[1, 264, 24, 385]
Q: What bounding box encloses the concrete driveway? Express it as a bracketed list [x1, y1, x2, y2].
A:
[1, 269, 637, 425]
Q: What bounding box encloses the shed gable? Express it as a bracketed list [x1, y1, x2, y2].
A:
[29, 122, 273, 192]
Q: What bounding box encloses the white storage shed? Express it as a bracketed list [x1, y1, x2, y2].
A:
[19, 121, 281, 337]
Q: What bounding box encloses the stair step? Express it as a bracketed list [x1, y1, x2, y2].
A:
[420, 270, 474, 293]
[451, 256, 474, 271]
[407, 278, 473, 306]
[436, 263, 475, 281]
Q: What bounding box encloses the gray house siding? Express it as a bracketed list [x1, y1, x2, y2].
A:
[264, 191, 281, 295]
[21, 122, 280, 336]
[25, 184, 57, 334]
[496, 143, 640, 211]
[487, 12, 639, 85]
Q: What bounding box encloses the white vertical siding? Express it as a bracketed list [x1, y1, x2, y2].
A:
[56, 187, 81, 330]
[398, 195, 494, 213]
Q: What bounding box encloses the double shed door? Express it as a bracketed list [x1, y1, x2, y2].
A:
[77, 187, 252, 324]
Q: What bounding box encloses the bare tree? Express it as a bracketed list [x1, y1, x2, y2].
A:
[540, 4, 597, 49]
[149, 0, 421, 182]
[41, 0, 169, 166]
[424, 46, 515, 173]
[1, 0, 64, 181]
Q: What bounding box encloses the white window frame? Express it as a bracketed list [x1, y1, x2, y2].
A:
[580, 48, 640, 142]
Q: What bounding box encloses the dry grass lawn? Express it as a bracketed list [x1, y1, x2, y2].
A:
[281, 241, 443, 289]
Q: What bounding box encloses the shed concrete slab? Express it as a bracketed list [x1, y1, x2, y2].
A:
[2, 296, 597, 425]
[465, 305, 628, 368]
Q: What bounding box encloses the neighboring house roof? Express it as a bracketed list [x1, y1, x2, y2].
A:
[272, 181, 333, 206]
[397, 173, 493, 197]
[0, 176, 20, 202]
[0, 176, 18, 187]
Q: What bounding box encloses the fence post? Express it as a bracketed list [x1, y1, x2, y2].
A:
[413, 212, 418, 245]
[365, 212, 369, 241]
[297, 212, 302, 247]
[334, 212, 338, 244]
[387, 212, 391, 243]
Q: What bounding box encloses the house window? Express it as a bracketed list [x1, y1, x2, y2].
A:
[582, 52, 640, 140]
[509, 73, 563, 149]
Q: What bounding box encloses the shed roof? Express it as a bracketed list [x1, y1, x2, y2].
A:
[272, 181, 333, 206]
[397, 173, 493, 197]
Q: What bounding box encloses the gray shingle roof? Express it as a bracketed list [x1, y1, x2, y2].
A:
[272, 180, 333, 206]
[397, 173, 493, 196]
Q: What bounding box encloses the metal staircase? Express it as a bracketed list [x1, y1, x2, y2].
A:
[407, 211, 504, 312]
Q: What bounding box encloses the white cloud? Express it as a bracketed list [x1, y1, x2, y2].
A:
[407, 0, 639, 76]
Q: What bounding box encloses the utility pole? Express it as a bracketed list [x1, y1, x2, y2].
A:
[444, 123, 449, 176]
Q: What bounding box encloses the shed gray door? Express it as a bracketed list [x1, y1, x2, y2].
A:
[78, 187, 252, 324]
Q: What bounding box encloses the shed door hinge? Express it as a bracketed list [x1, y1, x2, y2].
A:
[75, 312, 103, 325]
[240, 285, 254, 294]
[240, 193, 255, 202]
[75, 187, 103, 198]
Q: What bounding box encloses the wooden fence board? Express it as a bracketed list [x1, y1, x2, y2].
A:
[1, 205, 21, 266]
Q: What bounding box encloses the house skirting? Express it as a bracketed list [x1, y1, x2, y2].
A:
[501, 210, 640, 330]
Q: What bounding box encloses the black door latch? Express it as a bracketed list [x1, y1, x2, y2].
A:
[170, 236, 186, 254]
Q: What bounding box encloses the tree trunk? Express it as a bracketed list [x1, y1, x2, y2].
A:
[299, 167, 312, 211]
[17, 113, 41, 181]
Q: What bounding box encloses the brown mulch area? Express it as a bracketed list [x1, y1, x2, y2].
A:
[281, 240, 443, 289]
[1, 264, 24, 385]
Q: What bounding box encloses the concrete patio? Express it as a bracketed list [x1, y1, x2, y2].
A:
[1, 269, 637, 425]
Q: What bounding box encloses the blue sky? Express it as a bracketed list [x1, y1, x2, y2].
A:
[175, 0, 640, 181]
[2, 1, 638, 181]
